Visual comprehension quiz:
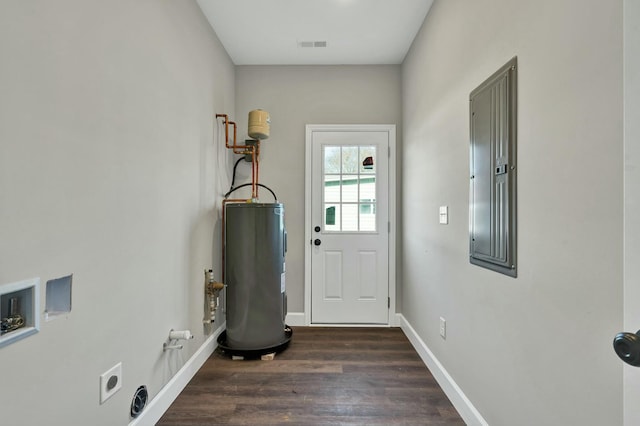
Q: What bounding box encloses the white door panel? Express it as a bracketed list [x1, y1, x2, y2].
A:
[307, 127, 392, 324]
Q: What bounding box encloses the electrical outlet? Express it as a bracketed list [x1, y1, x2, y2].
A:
[100, 362, 122, 404]
[439, 317, 446, 339]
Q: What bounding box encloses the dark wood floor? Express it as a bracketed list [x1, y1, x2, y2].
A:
[158, 327, 465, 425]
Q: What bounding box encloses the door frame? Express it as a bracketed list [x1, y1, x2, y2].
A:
[304, 124, 397, 326]
[624, 1, 640, 424]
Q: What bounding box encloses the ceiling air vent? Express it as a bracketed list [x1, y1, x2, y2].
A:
[298, 41, 327, 48]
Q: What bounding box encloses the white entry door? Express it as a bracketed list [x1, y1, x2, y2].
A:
[305, 125, 395, 324]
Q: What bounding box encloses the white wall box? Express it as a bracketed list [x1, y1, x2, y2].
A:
[45, 274, 72, 321]
[469, 57, 518, 277]
[0, 277, 40, 348]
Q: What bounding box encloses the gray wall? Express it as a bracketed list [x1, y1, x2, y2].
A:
[0, 1, 627, 424]
[401, 0, 623, 424]
[234, 65, 402, 312]
[0, 1, 234, 424]
[624, 1, 640, 424]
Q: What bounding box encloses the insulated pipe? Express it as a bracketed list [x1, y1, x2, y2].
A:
[251, 144, 257, 199]
[255, 140, 261, 199]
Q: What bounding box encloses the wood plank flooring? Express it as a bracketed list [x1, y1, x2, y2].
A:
[158, 327, 465, 425]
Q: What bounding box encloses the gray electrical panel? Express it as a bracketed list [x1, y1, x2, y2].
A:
[469, 57, 517, 277]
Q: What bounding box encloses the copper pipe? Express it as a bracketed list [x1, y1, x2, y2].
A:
[216, 115, 254, 154]
[228, 120, 236, 151]
[215, 114, 259, 197]
[215, 113, 229, 146]
[230, 121, 240, 152]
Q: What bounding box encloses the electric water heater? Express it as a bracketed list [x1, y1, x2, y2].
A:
[220, 202, 290, 355]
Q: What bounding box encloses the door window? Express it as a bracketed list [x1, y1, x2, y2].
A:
[322, 145, 377, 232]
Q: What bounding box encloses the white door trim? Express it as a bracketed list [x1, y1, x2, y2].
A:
[304, 124, 397, 326]
[624, 1, 640, 424]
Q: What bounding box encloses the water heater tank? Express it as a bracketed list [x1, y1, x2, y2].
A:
[219, 203, 291, 356]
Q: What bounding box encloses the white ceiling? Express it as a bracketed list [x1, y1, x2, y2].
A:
[196, 0, 434, 65]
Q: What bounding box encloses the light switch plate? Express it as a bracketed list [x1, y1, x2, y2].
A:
[439, 317, 446, 339]
[439, 206, 448, 224]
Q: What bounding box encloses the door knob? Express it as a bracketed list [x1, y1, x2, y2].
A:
[314, 239, 321, 246]
[613, 330, 640, 366]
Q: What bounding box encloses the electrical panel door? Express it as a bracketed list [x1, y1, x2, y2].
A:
[469, 57, 517, 277]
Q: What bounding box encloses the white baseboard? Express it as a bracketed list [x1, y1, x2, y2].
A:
[392, 312, 402, 327]
[398, 314, 489, 426]
[285, 312, 306, 326]
[286, 312, 402, 327]
[129, 323, 226, 426]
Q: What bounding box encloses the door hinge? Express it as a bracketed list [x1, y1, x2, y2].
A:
[388, 297, 391, 309]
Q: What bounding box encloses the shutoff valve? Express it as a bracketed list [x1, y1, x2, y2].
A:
[203, 269, 224, 324]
